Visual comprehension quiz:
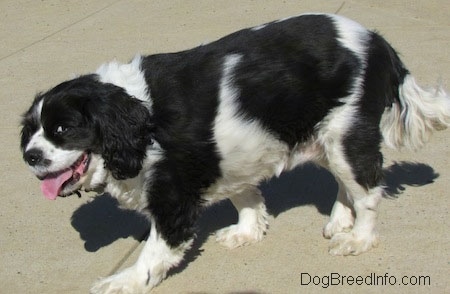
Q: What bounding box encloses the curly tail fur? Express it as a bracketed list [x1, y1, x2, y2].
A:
[381, 75, 450, 150]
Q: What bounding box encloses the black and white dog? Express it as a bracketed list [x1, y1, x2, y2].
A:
[20, 14, 449, 293]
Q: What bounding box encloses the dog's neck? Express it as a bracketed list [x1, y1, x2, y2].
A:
[101, 145, 163, 212]
[95, 55, 152, 111]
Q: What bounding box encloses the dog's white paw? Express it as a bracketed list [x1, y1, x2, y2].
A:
[323, 218, 353, 239]
[328, 231, 378, 256]
[215, 224, 263, 249]
[216, 201, 269, 249]
[216, 213, 269, 249]
[90, 266, 157, 294]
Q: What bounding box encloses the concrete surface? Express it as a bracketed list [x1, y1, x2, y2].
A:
[0, 1, 448, 293]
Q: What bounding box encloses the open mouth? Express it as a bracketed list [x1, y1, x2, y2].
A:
[39, 153, 91, 200]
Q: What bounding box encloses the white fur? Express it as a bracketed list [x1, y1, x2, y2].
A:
[250, 24, 267, 31]
[381, 75, 450, 150]
[208, 54, 304, 248]
[215, 185, 269, 248]
[314, 17, 381, 255]
[26, 127, 84, 177]
[23, 13, 449, 292]
[24, 99, 105, 192]
[90, 220, 192, 294]
[80, 155, 108, 192]
[210, 42, 382, 255]
[207, 54, 286, 247]
[104, 146, 163, 212]
[96, 55, 152, 111]
[323, 179, 354, 239]
[275, 15, 297, 24]
[331, 14, 369, 57]
[318, 112, 382, 256]
[207, 54, 291, 204]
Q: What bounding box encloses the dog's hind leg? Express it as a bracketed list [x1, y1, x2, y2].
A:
[215, 185, 269, 249]
[323, 127, 384, 256]
[327, 182, 382, 256]
[323, 178, 355, 239]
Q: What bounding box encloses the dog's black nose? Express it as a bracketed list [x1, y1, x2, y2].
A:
[24, 148, 44, 166]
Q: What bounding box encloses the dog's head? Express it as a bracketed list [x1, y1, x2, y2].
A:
[20, 75, 153, 199]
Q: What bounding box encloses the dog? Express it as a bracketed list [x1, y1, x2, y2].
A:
[20, 13, 450, 293]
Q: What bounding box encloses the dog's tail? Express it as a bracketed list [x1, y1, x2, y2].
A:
[380, 59, 450, 150]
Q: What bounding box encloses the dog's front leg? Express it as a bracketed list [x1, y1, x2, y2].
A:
[90, 158, 202, 293]
[90, 218, 193, 294]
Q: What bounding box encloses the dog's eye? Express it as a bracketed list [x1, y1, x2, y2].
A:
[54, 125, 69, 135]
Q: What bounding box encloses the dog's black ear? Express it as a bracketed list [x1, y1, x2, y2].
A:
[87, 85, 153, 180]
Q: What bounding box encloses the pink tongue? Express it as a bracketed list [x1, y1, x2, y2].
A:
[41, 170, 73, 200]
